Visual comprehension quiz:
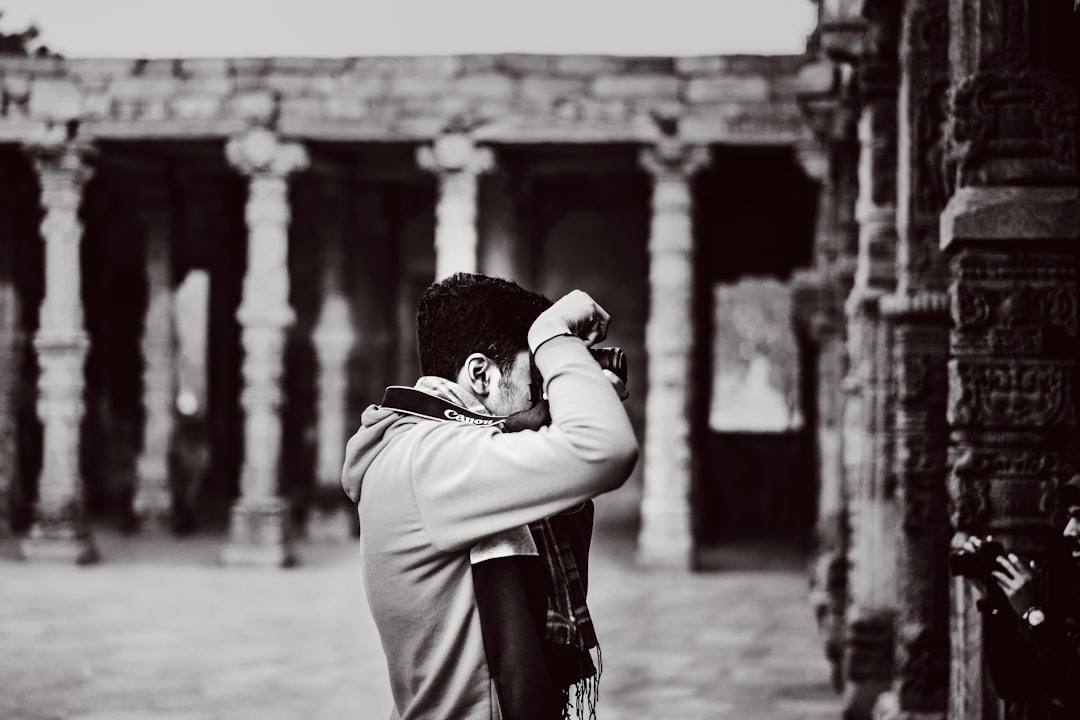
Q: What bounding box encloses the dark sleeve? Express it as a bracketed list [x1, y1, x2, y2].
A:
[980, 596, 1038, 701]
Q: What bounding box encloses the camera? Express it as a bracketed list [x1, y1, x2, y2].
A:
[949, 539, 1006, 580]
[508, 346, 629, 433]
[596, 347, 630, 388]
[526, 346, 629, 408]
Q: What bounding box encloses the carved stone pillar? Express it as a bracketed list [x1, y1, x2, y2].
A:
[941, 2, 1080, 718]
[0, 163, 22, 535]
[842, 58, 900, 720]
[875, 3, 952, 720]
[223, 128, 309, 567]
[794, 101, 860, 689]
[20, 138, 97, 564]
[417, 133, 494, 280]
[308, 178, 355, 542]
[133, 178, 177, 531]
[636, 141, 710, 569]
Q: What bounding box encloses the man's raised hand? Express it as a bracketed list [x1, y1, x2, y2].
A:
[529, 290, 611, 352]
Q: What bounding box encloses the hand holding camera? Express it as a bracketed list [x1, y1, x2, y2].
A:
[953, 535, 1038, 617]
[528, 290, 611, 352]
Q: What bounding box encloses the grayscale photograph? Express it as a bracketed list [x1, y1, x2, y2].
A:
[1, 1, 1079, 718]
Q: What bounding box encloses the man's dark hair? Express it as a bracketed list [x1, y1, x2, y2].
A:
[417, 273, 551, 380]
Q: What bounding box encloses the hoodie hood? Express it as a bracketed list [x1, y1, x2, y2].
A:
[343, 377, 492, 503]
[341, 404, 420, 502]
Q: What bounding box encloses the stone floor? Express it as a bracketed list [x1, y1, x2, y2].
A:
[0, 517, 840, 720]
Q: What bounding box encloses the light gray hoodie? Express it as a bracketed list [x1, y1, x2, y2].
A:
[342, 336, 638, 720]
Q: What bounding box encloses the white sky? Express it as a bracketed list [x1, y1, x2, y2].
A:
[0, 0, 817, 58]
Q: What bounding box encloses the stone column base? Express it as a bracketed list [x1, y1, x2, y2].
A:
[635, 533, 694, 569]
[306, 504, 357, 544]
[843, 610, 896, 720]
[133, 487, 175, 534]
[135, 511, 175, 535]
[874, 693, 944, 720]
[20, 519, 98, 564]
[221, 498, 296, 567]
[636, 500, 695, 569]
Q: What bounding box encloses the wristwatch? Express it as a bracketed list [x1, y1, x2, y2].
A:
[1022, 606, 1046, 628]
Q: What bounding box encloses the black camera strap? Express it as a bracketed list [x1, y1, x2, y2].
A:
[379, 386, 508, 426]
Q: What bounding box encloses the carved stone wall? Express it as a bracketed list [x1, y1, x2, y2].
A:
[940, 1, 1080, 719]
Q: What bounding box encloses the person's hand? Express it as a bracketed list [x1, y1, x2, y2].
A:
[528, 290, 611, 352]
[602, 369, 629, 401]
[991, 552, 1037, 617]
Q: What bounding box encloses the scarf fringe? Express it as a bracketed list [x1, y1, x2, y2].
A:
[561, 645, 602, 720]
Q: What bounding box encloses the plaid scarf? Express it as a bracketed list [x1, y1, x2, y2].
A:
[529, 514, 602, 720]
[530, 517, 597, 650]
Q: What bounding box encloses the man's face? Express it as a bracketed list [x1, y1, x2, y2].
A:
[1064, 505, 1080, 564]
[487, 350, 534, 417]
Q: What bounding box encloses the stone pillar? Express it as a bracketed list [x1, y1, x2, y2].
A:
[841, 56, 901, 720]
[794, 99, 859, 689]
[417, 133, 494, 280]
[20, 139, 97, 564]
[636, 141, 710, 569]
[132, 178, 177, 531]
[308, 178, 356, 542]
[223, 127, 309, 567]
[876, 3, 952, 719]
[0, 163, 22, 535]
[941, 1, 1080, 718]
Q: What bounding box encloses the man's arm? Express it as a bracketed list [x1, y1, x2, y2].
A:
[980, 595, 1039, 701]
[409, 336, 638, 552]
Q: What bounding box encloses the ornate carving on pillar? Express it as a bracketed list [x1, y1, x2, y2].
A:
[945, 253, 1077, 720]
[881, 294, 950, 720]
[308, 178, 356, 543]
[636, 140, 710, 569]
[223, 127, 309, 567]
[20, 137, 97, 564]
[948, 71, 1077, 189]
[873, 3, 952, 718]
[795, 52, 862, 686]
[417, 132, 494, 280]
[941, 2, 1080, 713]
[132, 176, 177, 532]
[841, 55, 900, 720]
[853, 63, 899, 294]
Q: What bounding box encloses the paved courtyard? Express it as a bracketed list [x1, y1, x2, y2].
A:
[0, 517, 840, 720]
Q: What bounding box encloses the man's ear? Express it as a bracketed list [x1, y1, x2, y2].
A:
[461, 352, 494, 397]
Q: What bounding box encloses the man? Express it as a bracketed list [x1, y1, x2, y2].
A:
[960, 475, 1080, 719]
[342, 273, 638, 720]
